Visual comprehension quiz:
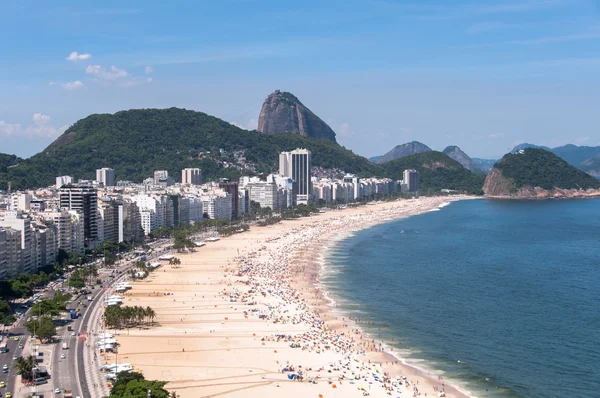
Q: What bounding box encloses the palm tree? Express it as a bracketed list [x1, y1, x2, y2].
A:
[14, 355, 36, 381]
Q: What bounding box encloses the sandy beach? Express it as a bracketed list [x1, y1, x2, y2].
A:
[99, 196, 476, 398]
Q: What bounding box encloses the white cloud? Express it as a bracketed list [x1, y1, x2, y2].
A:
[32, 113, 50, 124]
[145, 66, 153, 74]
[0, 114, 67, 138]
[0, 121, 21, 136]
[85, 64, 152, 87]
[339, 123, 352, 137]
[231, 119, 258, 130]
[86, 65, 129, 80]
[574, 136, 591, 144]
[66, 51, 92, 61]
[49, 80, 85, 90]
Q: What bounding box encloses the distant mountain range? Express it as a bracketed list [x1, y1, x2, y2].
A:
[372, 141, 600, 179]
[372, 141, 484, 173]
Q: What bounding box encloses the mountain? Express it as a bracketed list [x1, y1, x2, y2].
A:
[551, 144, 600, 168]
[381, 151, 486, 195]
[375, 141, 432, 164]
[257, 90, 337, 142]
[472, 158, 497, 173]
[0, 108, 382, 190]
[442, 146, 485, 173]
[483, 148, 600, 198]
[580, 156, 600, 178]
[368, 155, 382, 163]
[511, 143, 551, 153]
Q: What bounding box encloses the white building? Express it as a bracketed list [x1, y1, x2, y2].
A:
[56, 175, 73, 189]
[201, 190, 232, 220]
[279, 149, 312, 204]
[96, 168, 115, 187]
[0, 211, 32, 274]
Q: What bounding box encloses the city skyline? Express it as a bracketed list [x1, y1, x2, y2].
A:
[1, 0, 600, 159]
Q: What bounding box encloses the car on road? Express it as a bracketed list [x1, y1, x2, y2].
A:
[70, 332, 76, 337]
[18, 343, 23, 349]
[60, 354, 65, 359]
[5, 392, 11, 397]
[0, 381, 4, 387]
[12, 336, 18, 341]
[2, 364, 7, 373]
[12, 354, 17, 360]
[54, 388, 61, 394]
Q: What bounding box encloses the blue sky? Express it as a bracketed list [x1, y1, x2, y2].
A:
[1, 0, 599, 159]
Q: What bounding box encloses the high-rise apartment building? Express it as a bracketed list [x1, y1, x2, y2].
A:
[403, 169, 419, 193]
[182, 168, 202, 185]
[59, 185, 99, 247]
[96, 168, 115, 187]
[0, 228, 7, 280]
[99, 200, 123, 243]
[4, 228, 22, 277]
[218, 180, 239, 219]
[0, 211, 32, 273]
[279, 148, 312, 204]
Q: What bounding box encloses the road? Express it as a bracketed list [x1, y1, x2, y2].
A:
[1, 238, 173, 398]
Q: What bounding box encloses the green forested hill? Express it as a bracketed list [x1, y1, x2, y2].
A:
[381, 151, 486, 194]
[0, 153, 22, 173]
[0, 108, 383, 190]
[494, 148, 600, 190]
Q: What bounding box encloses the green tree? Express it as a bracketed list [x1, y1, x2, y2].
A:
[68, 272, 85, 289]
[109, 372, 169, 398]
[10, 280, 32, 299]
[25, 316, 56, 341]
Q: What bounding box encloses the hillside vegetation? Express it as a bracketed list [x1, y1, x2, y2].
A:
[381, 151, 486, 194]
[494, 148, 600, 191]
[0, 108, 382, 190]
[0, 153, 22, 173]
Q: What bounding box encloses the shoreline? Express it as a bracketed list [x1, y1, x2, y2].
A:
[314, 203, 476, 398]
[310, 200, 477, 398]
[102, 195, 477, 398]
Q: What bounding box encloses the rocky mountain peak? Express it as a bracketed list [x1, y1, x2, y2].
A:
[442, 145, 484, 173]
[257, 90, 337, 142]
[375, 141, 432, 164]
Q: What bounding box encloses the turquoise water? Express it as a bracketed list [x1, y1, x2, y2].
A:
[322, 199, 600, 398]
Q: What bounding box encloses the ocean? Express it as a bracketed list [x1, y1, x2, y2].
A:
[321, 198, 600, 398]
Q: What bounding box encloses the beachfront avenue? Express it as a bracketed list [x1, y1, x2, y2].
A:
[0, 240, 173, 398]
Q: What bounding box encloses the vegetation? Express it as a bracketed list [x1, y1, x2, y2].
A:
[103, 305, 156, 329]
[382, 151, 486, 195]
[30, 293, 71, 317]
[0, 300, 15, 326]
[25, 316, 56, 341]
[68, 265, 98, 288]
[108, 372, 170, 398]
[14, 355, 36, 382]
[0, 108, 384, 190]
[0, 153, 22, 173]
[495, 148, 600, 191]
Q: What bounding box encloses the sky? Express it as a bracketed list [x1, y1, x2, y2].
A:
[1, 0, 599, 160]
